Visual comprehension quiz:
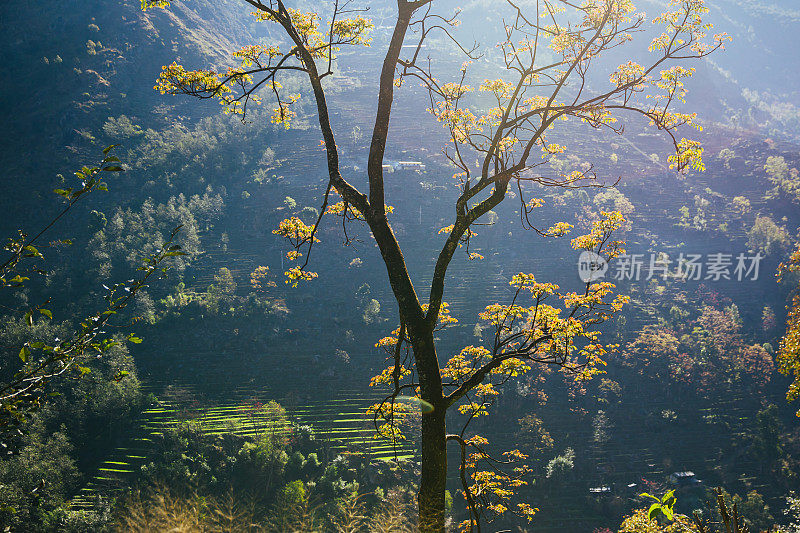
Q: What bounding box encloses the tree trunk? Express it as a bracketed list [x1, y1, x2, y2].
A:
[406, 329, 447, 533]
[366, 215, 448, 531]
[418, 404, 447, 533]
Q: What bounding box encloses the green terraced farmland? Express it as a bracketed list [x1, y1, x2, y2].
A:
[70, 389, 416, 510]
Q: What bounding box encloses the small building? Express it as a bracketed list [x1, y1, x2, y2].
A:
[669, 471, 701, 485]
[396, 161, 426, 171]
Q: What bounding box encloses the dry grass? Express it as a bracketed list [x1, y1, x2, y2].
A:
[115, 485, 416, 532]
[367, 492, 416, 533]
[115, 485, 265, 532]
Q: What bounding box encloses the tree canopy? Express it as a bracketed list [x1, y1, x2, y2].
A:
[145, 0, 727, 530]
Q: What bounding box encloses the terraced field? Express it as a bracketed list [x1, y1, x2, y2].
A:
[70, 370, 773, 533]
[70, 387, 416, 510]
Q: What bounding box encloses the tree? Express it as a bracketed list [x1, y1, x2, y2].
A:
[145, 0, 726, 529]
[617, 487, 759, 533]
[779, 493, 800, 533]
[618, 509, 699, 533]
[710, 489, 774, 533]
[618, 295, 775, 399]
[765, 155, 800, 203]
[778, 244, 800, 416]
[746, 215, 792, 257]
[516, 413, 554, 459]
[0, 148, 184, 434]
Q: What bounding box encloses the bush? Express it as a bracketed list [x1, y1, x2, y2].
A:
[747, 215, 791, 256]
[545, 447, 575, 479]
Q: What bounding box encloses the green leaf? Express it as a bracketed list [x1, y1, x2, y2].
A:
[77, 366, 92, 376]
[53, 188, 73, 199]
[662, 507, 674, 521]
[128, 335, 143, 344]
[102, 165, 124, 172]
[23, 245, 42, 258]
[647, 503, 662, 521]
[39, 309, 52, 319]
[18, 346, 29, 363]
[24, 311, 33, 326]
[102, 144, 119, 155]
[100, 338, 119, 352]
[9, 275, 29, 284]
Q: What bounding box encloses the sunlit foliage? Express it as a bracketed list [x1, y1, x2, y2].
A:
[148, 0, 727, 528]
[778, 245, 800, 416]
[369, 212, 628, 527]
[619, 301, 775, 395]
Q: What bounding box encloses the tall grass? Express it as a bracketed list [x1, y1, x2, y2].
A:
[115, 486, 415, 532]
